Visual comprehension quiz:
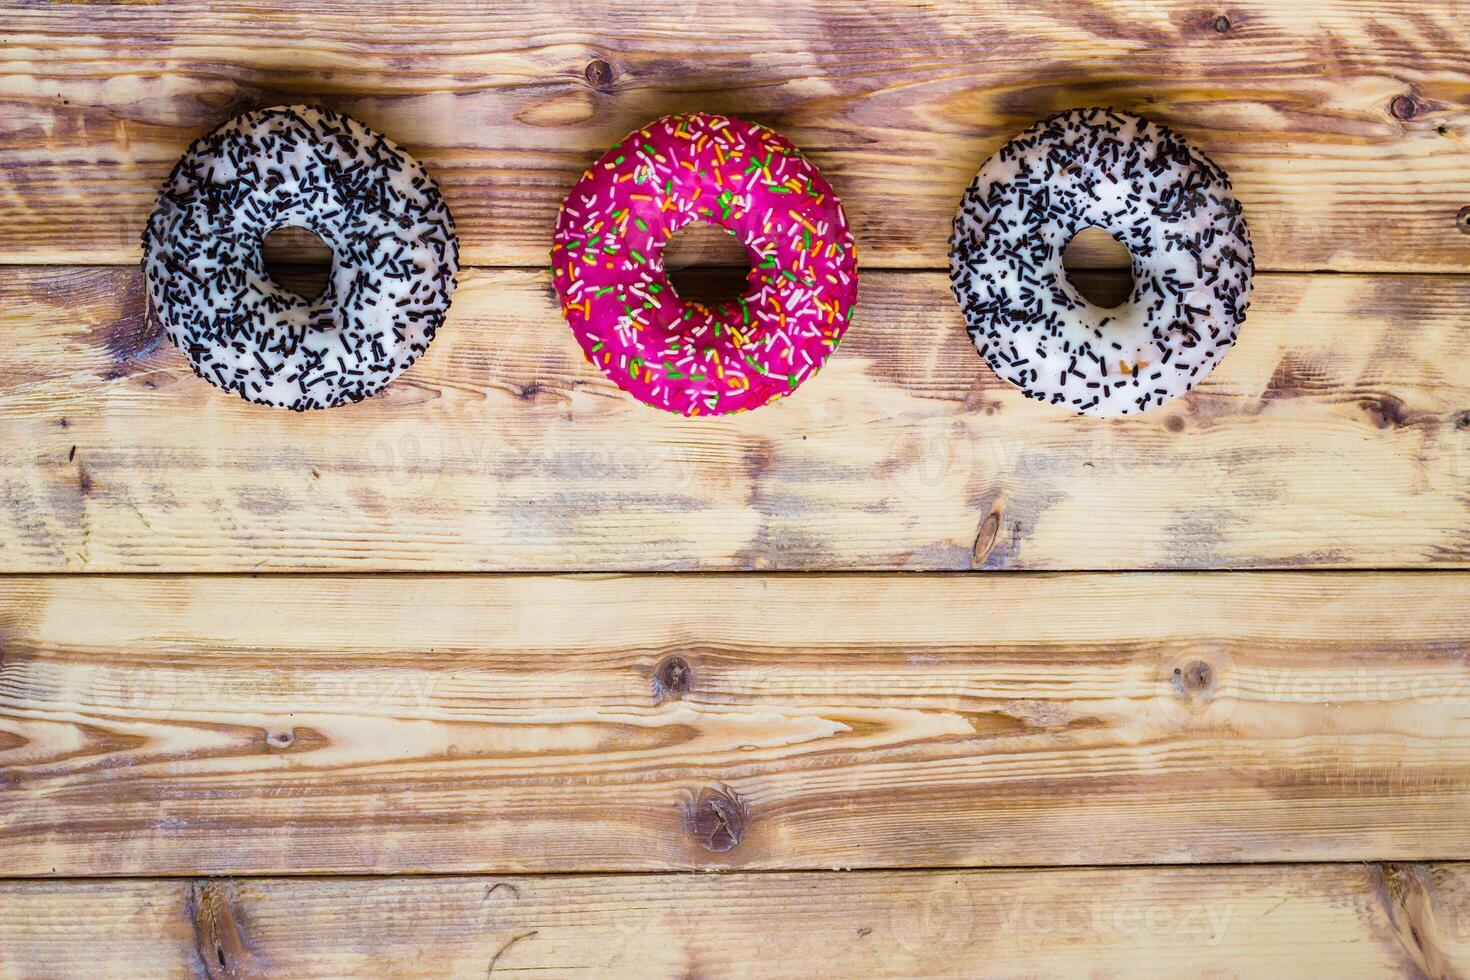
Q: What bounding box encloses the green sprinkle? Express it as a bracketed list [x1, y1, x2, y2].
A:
[634, 217, 648, 231]
[630, 250, 648, 264]
[595, 286, 614, 297]
[591, 341, 605, 352]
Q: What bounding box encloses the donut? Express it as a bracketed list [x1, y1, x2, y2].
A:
[552, 113, 858, 415]
[949, 108, 1253, 416]
[142, 105, 458, 410]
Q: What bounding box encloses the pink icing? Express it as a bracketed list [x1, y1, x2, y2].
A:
[552, 114, 859, 415]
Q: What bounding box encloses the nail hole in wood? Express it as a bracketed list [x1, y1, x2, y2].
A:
[1211, 15, 1231, 33]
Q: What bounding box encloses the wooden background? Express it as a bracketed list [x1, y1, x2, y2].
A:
[1, 0, 1468, 975]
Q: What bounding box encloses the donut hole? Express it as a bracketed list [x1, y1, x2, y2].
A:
[1062, 226, 1134, 309]
[261, 224, 334, 302]
[663, 222, 753, 308]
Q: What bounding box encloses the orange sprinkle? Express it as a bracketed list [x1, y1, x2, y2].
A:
[789, 210, 818, 234]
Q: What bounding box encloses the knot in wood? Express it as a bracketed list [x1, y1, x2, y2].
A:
[972, 509, 1002, 565]
[685, 785, 747, 852]
[584, 59, 615, 91]
[1173, 659, 1215, 700]
[652, 655, 692, 701]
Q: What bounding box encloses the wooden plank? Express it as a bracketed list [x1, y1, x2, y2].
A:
[2, 266, 1466, 572]
[1, 865, 1467, 977]
[2, 573, 1469, 875]
[2, 1, 1469, 271]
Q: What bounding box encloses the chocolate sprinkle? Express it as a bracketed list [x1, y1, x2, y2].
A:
[949, 108, 1253, 416]
[141, 105, 459, 410]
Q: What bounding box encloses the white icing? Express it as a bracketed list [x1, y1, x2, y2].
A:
[142, 105, 458, 410]
[950, 108, 1253, 416]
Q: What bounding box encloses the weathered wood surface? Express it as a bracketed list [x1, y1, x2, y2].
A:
[3, 573, 1468, 875]
[3, 1, 1469, 271]
[1, 267, 1466, 572]
[2, 865, 1467, 977]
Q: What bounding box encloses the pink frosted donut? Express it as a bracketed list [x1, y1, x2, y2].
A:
[552, 114, 859, 415]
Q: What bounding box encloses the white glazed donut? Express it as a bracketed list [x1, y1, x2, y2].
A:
[949, 108, 1253, 416]
[142, 105, 458, 410]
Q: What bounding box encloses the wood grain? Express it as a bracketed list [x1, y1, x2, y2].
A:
[2, 0, 1469, 270]
[2, 865, 1468, 977]
[3, 573, 1469, 875]
[1, 266, 1466, 572]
